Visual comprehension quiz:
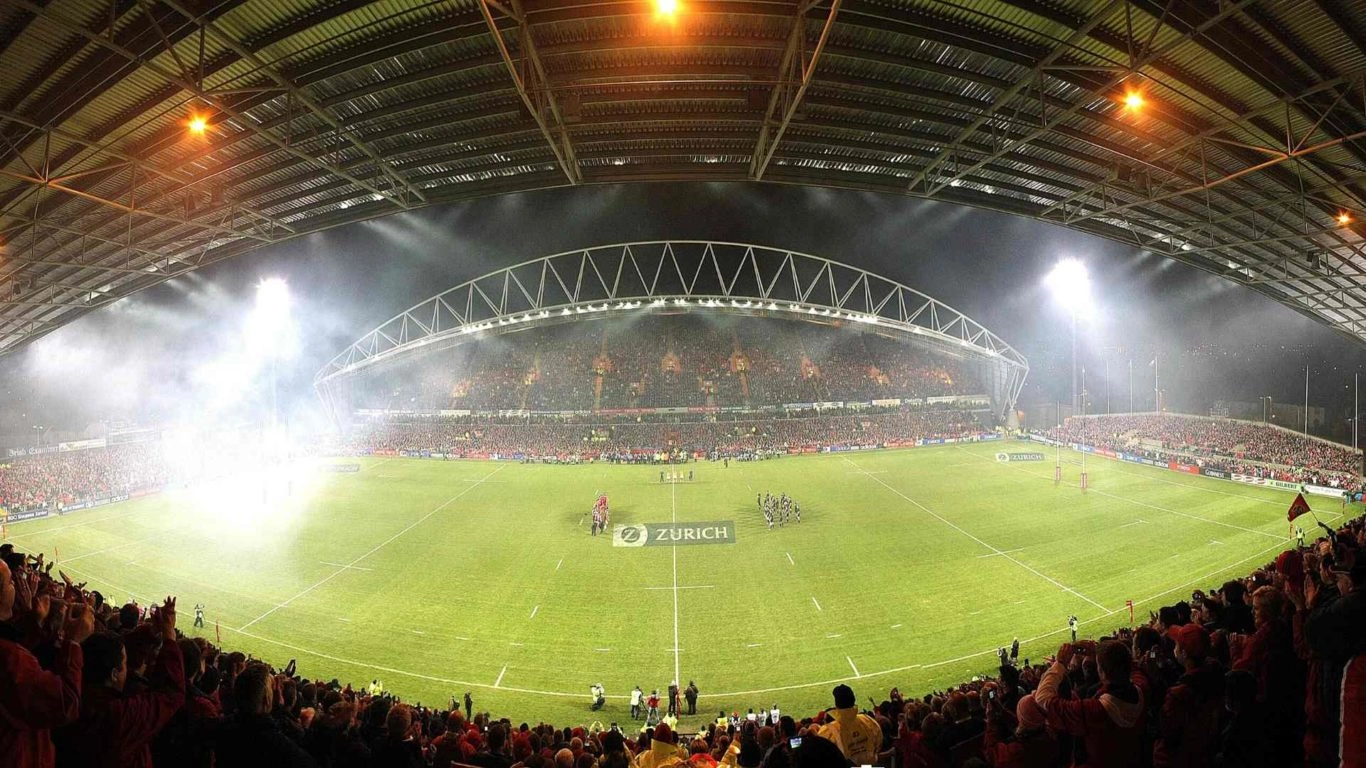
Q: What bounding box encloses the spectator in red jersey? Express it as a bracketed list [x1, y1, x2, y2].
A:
[1153, 624, 1223, 768]
[0, 557, 94, 768]
[983, 693, 1057, 768]
[1032, 640, 1146, 768]
[55, 598, 185, 768]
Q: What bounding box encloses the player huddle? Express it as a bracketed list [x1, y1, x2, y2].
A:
[590, 493, 611, 536]
[757, 492, 800, 529]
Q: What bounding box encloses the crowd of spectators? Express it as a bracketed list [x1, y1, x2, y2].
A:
[347, 316, 985, 414]
[1046, 414, 1362, 489]
[0, 443, 166, 516]
[3, 507, 1363, 767]
[346, 408, 988, 461]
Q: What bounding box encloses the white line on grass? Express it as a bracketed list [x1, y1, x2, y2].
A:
[1210, 540, 1223, 545]
[60, 521, 196, 565]
[890, 624, 902, 629]
[529, 605, 539, 620]
[202, 537, 1293, 703]
[670, 474, 682, 688]
[410, 630, 425, 635]
[747, 643, 762, 648]
[337, 618, 351, 623]
[970, 447, 1286, 541]
[555, 558, 563, 572]
[843, 457, 1108, 611]
[239, 464, 505, 630]
[645, 585, 714, 590]
[510, 642, 524, 647]
[826, 633, 842, 639]
[5, 506, 149, 538]
[1119, 520, 1149, 528]
[976, 548, 1026, 558]
[595, 648, 612, 652]
[786, 553, 795, 566]
[811, 596, 823, 612]
[846, 656, 861, 678]
[494, 665, 507, 688]
[320, 561, 374, 571]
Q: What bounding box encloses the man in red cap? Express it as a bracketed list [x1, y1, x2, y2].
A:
[1153, 623, 1224, 768]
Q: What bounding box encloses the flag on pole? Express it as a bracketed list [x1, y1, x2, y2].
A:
[1126, 599, 1134, 625]
[215, 622, 221, 645]
[1287, 492, 1312, 523]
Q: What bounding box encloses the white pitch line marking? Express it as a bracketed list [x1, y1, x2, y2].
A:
[188, 538, 1284, 702]
[337, 618, 352, 623]
[844, 457, 1108, 611]
[595, 648, 612, 652]
[846, 656, 861, 678]
[890, 624, 902, 629]
[1119, 520, 1148, 528]
[786, 553, 795, 566]
[747, 643, 762, 648]
[239, 465, 505, 630]
[826, 633, 843, 639]
[811, 596, 823, 612]
[455, 636, 470, 641]
[410, 630, 425, 635]
[529, 605, 539, 619]
[969, 611, 983, 616]
[670, 470, 682, 689]
[494, 665, 508, 688]
[509, 642, 524, 647]
[645, 585, 714, 590]
[320, 561, 375, 571]
[976, 548, 1026, 558]
[1209, 540, 1223, 545]
[555, 558, 564, 572]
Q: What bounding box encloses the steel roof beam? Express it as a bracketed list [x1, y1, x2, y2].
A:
[479, 0, 581, 184]
[751, 0, 841, 180]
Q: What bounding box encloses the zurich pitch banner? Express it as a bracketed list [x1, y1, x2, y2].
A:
[613, 521, 737, 547]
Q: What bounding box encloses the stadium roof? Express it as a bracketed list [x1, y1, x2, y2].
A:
[3, 0, 1366, 356]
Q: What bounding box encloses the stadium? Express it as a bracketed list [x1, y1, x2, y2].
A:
[2, 2, 1366, 768]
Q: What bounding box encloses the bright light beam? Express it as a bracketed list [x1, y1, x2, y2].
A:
[1046, 258, 1092, 318]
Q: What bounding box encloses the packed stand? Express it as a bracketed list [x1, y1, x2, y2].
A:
[0, 443, 166, 516]
[1047, 413, 1362, 489]
[349, 408, 988, 462]
[345, 315, 987, 414]
[3, 510, 1363, 768]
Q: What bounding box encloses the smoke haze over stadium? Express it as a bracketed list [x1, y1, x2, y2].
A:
[2, 182, 1364, 438]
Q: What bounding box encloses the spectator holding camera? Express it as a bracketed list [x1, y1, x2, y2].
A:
[1032, 640, 1146, 768]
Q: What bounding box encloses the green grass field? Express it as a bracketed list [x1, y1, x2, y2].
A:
[6, 441, 1336, 726]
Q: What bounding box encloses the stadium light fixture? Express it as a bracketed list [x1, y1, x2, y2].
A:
[1045, 259, 1092, 318]
[186, 112, 209, 136]
[1121, 89, 1145, 112]
[1338, 211, 1352, 226]
[255, 278, 291, 323]
[655, 0, 678, 15]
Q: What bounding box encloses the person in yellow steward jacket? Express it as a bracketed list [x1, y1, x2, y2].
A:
[635, 723, 686, 768]
[816, 684, 883, 765]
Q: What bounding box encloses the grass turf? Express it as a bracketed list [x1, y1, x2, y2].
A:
[6, 441, 1336, 726]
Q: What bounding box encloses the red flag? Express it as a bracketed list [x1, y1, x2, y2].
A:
[1287, 493, 1312, 523]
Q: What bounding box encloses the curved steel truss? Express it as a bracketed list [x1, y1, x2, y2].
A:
[316, 241, 1029, 418]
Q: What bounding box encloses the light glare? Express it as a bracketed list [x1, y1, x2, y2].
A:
[1122, 90, 1144, 111]
[187, 114, 208, 135]
[1046, 258, 1092, 317]
[656, 0, 678, 14]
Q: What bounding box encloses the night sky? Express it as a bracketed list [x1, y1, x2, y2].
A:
[3, 182, 1364, 440]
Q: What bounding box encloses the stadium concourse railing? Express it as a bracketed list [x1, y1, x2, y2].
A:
[1025, 430, 1359, 500]
[312, 241, 1030, 424]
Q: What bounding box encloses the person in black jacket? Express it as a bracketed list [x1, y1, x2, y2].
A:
[214, 663, 317, 768]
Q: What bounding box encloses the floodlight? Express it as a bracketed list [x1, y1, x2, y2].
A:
[256, 278, 291, 320]
[656, 0, 678, 14]
[187, 114, 208, 135]
[1121, 90, 1144, 111]
[1045, 259, 1091, 317]
[1338, 211, 1352, 226]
